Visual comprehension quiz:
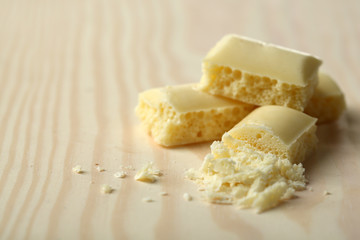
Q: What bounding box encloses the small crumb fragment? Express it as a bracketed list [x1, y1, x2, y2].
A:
[159, 192, 168, 196]
[134, 162, 161, 183]
[123, 165, 135, 171]
[101, 184, 113, 194]
[152, 169, 163, 176]
[183, 193, 192, 201]
[308, 186, 313, 192]
[323, 190, 331, 196]
[114, 171, 127, 178]
[72, 165, 84, 174]
[120, 165, 135, 171]
[142, 197, 154, 203]
[96, 165, 105, 172]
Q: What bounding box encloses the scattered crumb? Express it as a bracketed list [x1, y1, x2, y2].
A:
[114, 171, 127, 178]
[96, 165, 105, 172]
[72, 165, 84, 174]
[142, 197, 154, 203]
[308, 186, 313, 192]
[183, 193, 192, 201]
[128, 166, 135, 170]
[89, 181, 95, 184]
[159, 192, 168, 196]
[323, 190, 331, 196]
[123, 165, 135, 171]
[152, 169, 163, 176]
[134, 162, 161, 183]
[198, 187, 205, 192]
[101, 184, 113, 194]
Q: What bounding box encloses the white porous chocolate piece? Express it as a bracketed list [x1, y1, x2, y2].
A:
[200, 35, 322, 111]
[186, 106, 316, 212]
[135, 84, 255, 146]
[305, 72, 346, 124]
[222, 105, 318, 163]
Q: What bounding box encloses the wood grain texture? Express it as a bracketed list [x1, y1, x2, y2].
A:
[0, 0, 360, 239]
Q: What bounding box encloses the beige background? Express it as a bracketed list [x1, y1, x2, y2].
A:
[0, 0, 360, 239]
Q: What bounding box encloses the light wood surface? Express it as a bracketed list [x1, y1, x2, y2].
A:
[1, 0, 360, 239]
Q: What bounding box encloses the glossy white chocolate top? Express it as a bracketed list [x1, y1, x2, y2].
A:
[228, 105, 317, 145]
[140, 84, 243, 112]
[203, 35, 322, 87]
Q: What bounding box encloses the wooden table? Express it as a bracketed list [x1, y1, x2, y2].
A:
[1, 0, 360, 239]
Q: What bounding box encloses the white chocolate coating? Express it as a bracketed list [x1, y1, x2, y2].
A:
[204, 35, 322, 87]
[142, 84, 242, 113]
[223, 105, 318, 163]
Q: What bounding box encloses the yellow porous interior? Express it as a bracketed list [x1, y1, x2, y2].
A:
[223, 123, 317, 164]
[305, 96, 346, 124]
[200, 63, 318, 111]
[135, 97, 255, 147]
[305, 73, 346, 123]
